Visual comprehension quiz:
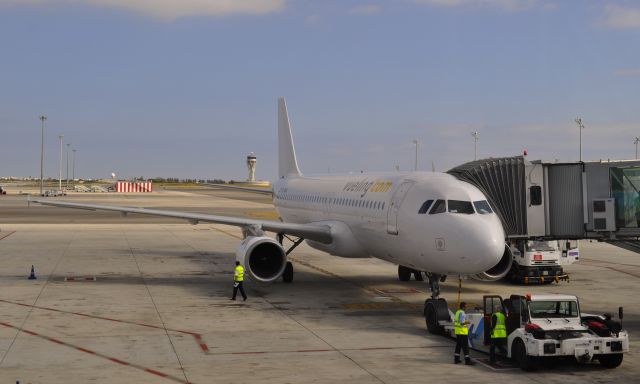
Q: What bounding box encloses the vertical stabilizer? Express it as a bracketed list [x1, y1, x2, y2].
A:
[278, 97, 302, 178]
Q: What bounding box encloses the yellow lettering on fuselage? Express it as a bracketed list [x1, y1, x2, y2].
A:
[342, 179, 392, 197]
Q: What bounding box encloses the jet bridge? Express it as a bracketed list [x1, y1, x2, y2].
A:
[447, 157, 640, 246]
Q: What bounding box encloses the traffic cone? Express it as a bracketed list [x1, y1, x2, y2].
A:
[28, 265, 36, 280]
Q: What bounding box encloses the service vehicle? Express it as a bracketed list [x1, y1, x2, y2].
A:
[41, 189, 66, 197]
[507, 240, 579, 284]
[424, 293, 628, 370]
[0, 186, 6, 195]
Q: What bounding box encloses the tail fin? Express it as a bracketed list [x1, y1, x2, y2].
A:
[278, 97, 302, 178]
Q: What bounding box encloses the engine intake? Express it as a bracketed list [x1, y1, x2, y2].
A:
[236, 236, 287, 283]
[470, 244, 513, 281]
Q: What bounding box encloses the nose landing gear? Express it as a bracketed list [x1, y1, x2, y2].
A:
[423, 273, 451, 334]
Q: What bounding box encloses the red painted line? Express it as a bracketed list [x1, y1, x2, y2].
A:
[0, 299, 209, 354]
[145, 368, 169, 378]
[232, 351, 266, 355]
[0, 231, 16, 241]
[1, 320, 190, 383]
[109, 358, 130, 366]
[296, 349, 332, 353]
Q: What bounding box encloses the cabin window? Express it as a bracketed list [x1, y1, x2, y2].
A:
[429, 199, 446, 214]
[448, 200, 474, 214]
[473, 200, 493, 214]
[418, 200, 434, 214]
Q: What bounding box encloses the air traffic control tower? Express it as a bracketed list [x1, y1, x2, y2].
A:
[235, 152, 270, 188]
[448, 157, 640, 252]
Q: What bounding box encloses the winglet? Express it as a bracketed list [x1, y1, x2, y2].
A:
[278, 97, 302, 179]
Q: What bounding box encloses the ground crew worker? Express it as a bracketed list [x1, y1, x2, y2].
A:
[231, 261, 247, 301]
[490, 305, 507, 363]
[454, 302, 474, 365]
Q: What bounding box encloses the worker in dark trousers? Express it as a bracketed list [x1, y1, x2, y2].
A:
[490, 305, 507, 363]
[454, 302, 474, 365]
[231, 261, 247, 301]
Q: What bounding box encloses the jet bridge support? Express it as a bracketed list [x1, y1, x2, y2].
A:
[447, 157, 640, 253]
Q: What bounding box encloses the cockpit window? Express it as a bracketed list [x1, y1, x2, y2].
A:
[448, 200, 474, 214]
[418, 200, 434, 214]
[473, 200, 493, 214]
[429, 199, 446, 214]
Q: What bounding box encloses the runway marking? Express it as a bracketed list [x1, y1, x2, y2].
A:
[579, 260, 640, 279]
[0, 231, 16, 241]
[208, 226, 242, 239]
[209, 344, 450, 357]
[0, 299, 209, 353]
[0, 321, 192, 384]
[63, 276, 97, 282]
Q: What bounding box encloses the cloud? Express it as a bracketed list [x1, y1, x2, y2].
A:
[600, 4, 640, 29]
[615, 68, 640, 77]
[350, 4, 381, 15]
[414, 0, 540, 12]
[0, 0, 286, 20]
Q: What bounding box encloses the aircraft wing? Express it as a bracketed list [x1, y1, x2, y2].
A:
[31, 199, 332, 243]
[202, 183, 273, 195]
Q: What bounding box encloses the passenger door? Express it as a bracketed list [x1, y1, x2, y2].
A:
[483, 295, 504, 345]
[386, 181, 415, 235]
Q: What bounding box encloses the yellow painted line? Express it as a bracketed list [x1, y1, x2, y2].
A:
[244, 211, 280, 220]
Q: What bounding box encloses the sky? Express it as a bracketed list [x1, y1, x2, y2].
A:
[0, 0, 639, 181]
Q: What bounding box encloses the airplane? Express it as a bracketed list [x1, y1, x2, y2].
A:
[32, 98, 510, 309]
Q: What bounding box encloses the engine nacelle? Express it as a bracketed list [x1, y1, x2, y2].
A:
[469, 244, 513, 281]
[236, 236, 287, 283]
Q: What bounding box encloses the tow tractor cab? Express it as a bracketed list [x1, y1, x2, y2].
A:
[508, 240, 579, 284]
[436, 293, 628, 370]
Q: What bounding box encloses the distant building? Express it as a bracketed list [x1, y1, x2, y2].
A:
[247, 153, 257, 182]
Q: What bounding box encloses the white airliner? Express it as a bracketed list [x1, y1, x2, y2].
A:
[33, 98, 509, 299]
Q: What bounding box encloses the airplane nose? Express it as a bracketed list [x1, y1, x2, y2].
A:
[453, 217, 505, 273]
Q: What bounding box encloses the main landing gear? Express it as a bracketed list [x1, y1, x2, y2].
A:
[423, 273, 451, 334]
[398, 265, 424, 281]
[277, 233, 304, 284]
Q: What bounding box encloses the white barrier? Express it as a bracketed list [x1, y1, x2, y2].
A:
[116, 181, 153, 193]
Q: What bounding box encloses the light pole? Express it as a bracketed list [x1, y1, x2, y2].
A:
[471, 131, 479, 161]
[412, 139, 419, 171]
[72, 149, 76, 183]
[575, 118, 585, 162]
[58, 135, 63, 192]
[39, 115, 47, 195]
[66, 143, 71, 189]
[635, 137, 640, 160]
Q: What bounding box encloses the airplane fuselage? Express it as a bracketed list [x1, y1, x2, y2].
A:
[273, 171, 505, 275]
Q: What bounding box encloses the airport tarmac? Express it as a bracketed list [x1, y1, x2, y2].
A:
[1, 189, 639, 383]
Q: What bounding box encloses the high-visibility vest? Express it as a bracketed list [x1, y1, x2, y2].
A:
[234, 265, 244, 282]
[491, 312, 507, 339]
[454, 309, 469, 335]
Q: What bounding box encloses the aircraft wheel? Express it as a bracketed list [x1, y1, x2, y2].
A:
[424, 301, 443, 334]
[282, 261, 294, 283]
[398, 265, 412, 281]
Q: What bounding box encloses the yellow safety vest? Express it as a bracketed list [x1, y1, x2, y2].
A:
[491, 312, 507, 339]
[234, 265, 244, 282]
[454, 309, 469, 335]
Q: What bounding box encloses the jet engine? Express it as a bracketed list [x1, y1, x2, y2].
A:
[469, 244, 513, 281]
[236, 236, 287, 283]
